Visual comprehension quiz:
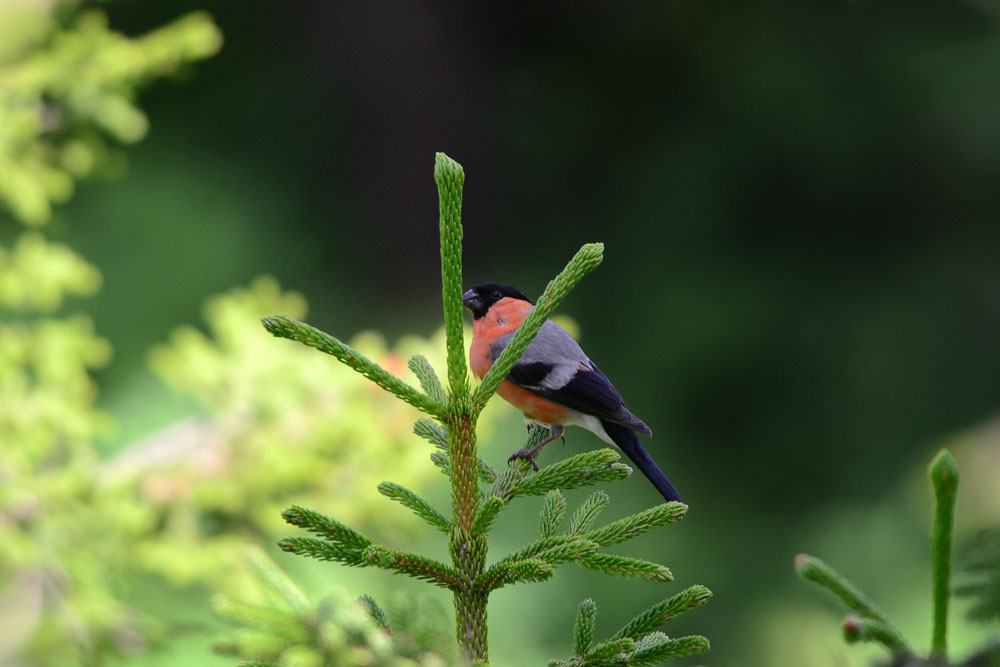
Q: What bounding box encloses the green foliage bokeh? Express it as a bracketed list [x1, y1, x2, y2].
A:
[0, 7, 490, 664]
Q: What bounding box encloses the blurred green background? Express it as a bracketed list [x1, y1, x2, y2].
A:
[3, 0, 1000, 665]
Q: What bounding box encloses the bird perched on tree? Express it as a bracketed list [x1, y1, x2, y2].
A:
[463, 282, 683, 503]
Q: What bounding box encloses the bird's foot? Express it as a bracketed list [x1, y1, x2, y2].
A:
[508, 424, 563, 472]
[508, 448, 541, 471]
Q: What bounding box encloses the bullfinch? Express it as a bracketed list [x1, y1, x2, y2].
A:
[462, 283, 683, 503]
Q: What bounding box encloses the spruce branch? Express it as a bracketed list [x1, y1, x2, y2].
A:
[480, 424, 549, 499]
[583, 502, 687, 547]
[490, 449, 631, 501]
[472, 496, 505, 536]
[435, 152, 469, 399]
[613, 585, 713, 640]
[431, 153, 490, 657]
[843, 615, 911, 653]
[430, 449, 498, 484]
[795, 554, 912, 653]
[521, 449, 632, 496]
[954, 529, 1000, 623]
[929, 448, 958, 656]
[585, 637, 636, 663]
[281, 506, 373, 550]
[414, 417, 449, 448]
[483, 458, 532, 501]
[409, 354, 448, 406]
[362, 545, 461, 589]
[794, 553, 894, 624]
[416, 416, 497, 483]
[553, 594, 711, 666]
[261, 315, 445, 417]
[627, 633, 711, 665]
[793, 450, 985, 664]
[499, 535, 590, 565]
[378, 482, 451, 533]
[431, 451, 451, 475]
[359, 595, 392, 631]
[574, 598, 597, 656]
[579, 554, 673, 583]
[539, 490, 568, 538]
[279, 514, 461, 586]
[566, 491, 610, 535]
[277, 537, 366, 566]
[543, 539, 604, 569]
[496, 496, 681, 583]
[477, 559, 554, 591]
[474, 242, 605, 406]
[537, 538, 602, 566]
[477, 458, 500, 484]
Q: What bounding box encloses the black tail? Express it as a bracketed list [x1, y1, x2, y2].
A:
[601, 420, 683, 503]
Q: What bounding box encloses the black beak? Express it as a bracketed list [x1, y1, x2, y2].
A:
[462, 289, 481, 311]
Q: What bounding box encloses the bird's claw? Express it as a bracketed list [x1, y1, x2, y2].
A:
[508, 448, 540, 472]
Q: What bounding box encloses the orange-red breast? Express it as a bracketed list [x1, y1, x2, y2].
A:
[463, 283, 683, 503]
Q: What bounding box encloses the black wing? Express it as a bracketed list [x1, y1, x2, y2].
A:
[506, 361, 554, 388]
[509, 359, 646, 431]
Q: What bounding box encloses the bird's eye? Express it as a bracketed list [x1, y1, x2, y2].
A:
[490, 290, 502, 300]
